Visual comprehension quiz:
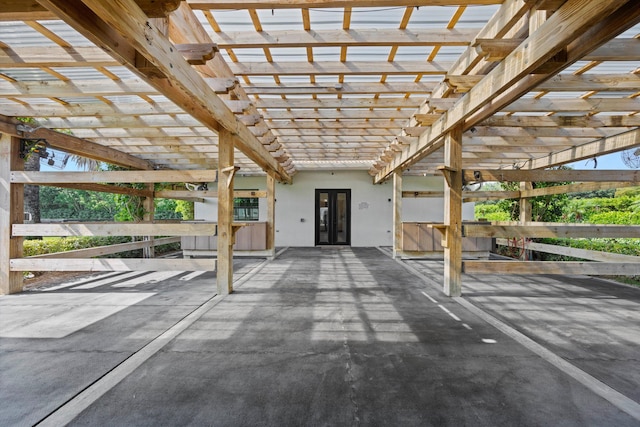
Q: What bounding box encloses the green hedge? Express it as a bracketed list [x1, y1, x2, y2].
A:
[537, 238, 640, 259]
[24, 236, 180, 258]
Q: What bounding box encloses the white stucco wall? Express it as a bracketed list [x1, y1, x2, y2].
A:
[193, 171, 474, 247]
[402, 175, 476, 222]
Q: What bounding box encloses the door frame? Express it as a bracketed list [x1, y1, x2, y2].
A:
[315, 189, 351, 246]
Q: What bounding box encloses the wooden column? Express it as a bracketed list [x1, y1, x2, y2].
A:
[0, 134, 24, 294]
[519, 182, 533, 222]
[519, 181, 533, 260]
[392, 171, 403, 258]
[217, 129, 235, 295]
[266, 173, 276, 260]
[142, 182, 155, 258]
[443, 126, 463, 297]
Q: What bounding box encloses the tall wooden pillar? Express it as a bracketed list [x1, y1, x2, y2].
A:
[0, 134, 24, 294]
[143, 182, 155, 258]
[266, 173, 276, 260]
[519, 181, 533, 260]
[217, 129, 235, 295]
[392, 171, 403, 258]
[443, 127, 463, 297]
[519, 182, 533, 222]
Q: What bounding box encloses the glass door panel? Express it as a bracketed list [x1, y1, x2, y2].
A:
[318, 192, 330, 245]
[315, 189, 350, 245]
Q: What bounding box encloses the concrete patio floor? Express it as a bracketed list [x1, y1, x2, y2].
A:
[1, 247, 639, 426]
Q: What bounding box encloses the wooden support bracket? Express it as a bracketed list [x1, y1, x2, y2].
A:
[175, 43, 218, 65]
[413, 114, 441, 126]
[437, 165, 458, 188]
[205, 77, 239, 94]
[221, 165, 240, 188]
[428, 224, 449, 248]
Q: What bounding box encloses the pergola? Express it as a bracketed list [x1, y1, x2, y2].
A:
[1, 0, 640, 296]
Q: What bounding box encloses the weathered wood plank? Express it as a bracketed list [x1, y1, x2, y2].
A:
[188, 0, 502, 9]
[495, 238, 640, 263]
[29, 237, 180, 259]
[10, 170, 216, 184]
[10, 257, 216, 272]
[13, 223, 219, 237]
[210, 28, 477, 48]
[463, 261, 640, 276]
[230, 61, 453, 76]
[0, 115, 154, 170]
[464, 169, 640, 183]
[464, 222, 640, 239]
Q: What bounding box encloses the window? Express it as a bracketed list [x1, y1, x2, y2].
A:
[233, 197, 259, 221]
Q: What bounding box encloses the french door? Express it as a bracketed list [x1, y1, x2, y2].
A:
[315, 189, 351, 245]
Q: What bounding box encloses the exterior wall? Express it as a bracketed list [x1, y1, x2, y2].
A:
[194, 171, 474, 247]
[402, 176, 476, 222]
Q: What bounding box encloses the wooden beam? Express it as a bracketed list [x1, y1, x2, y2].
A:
[29, 237, 180, 259]
[244, 82, 436, 95]
[463, 261, 640, 276]
[402, 190, 445, 198]
[11, 258, 217, 272]
[217, 128, 234, 295]
[480, 115, 640, 128]
[254, 98, 421, 109]
[463, 222, 640, 238]
[40, 182, 153, 198]
[500, 97, 640, 113]
[262, 110, 410, 120]
[209, 28, 477, 48]
[464, 169, 640, 183]
[462, 190, 521, 202]
[13, 222, 218, 237]
[10, 170, 216, 184]
[0, 115, 154, 170]
[0, 134, 23, 294]
[375, 0, 636, 183]
[524, 129, 640, 170]
[535, 73, 640, 92]
[38, 0, 290, 183]
[0, 78, 157, 98]
[230, 61, 453, 76]
[496, 238, 640, 263]
[188, 0, 503, 9]
[155, 189, 266, 199]
[520, 181, 638, 198]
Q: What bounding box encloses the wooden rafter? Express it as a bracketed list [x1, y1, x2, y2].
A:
[37, 0, 291, 182]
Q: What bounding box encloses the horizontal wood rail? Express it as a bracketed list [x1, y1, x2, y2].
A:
[10, 258, 216, 272]
[10, 170, 217, 184]
[28, 237, 180, 259]
[496, 238, 640, 263]
[464, 222, 640, 239]
[463, 169, 640, 183]
[463, 261, 640, 276]
[13, 222, 220, 237]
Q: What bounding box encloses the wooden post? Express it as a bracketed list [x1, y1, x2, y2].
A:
[143, 182, 155, 258]
[266, 173, 276, 260]
[443, 126, 463, 297]
[519, 181, 533, 260]
[0, 134, 24, 294]
[217, 129, 234, 295]
[519, 182, 533, 222]
[393, 171, 402, 258]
